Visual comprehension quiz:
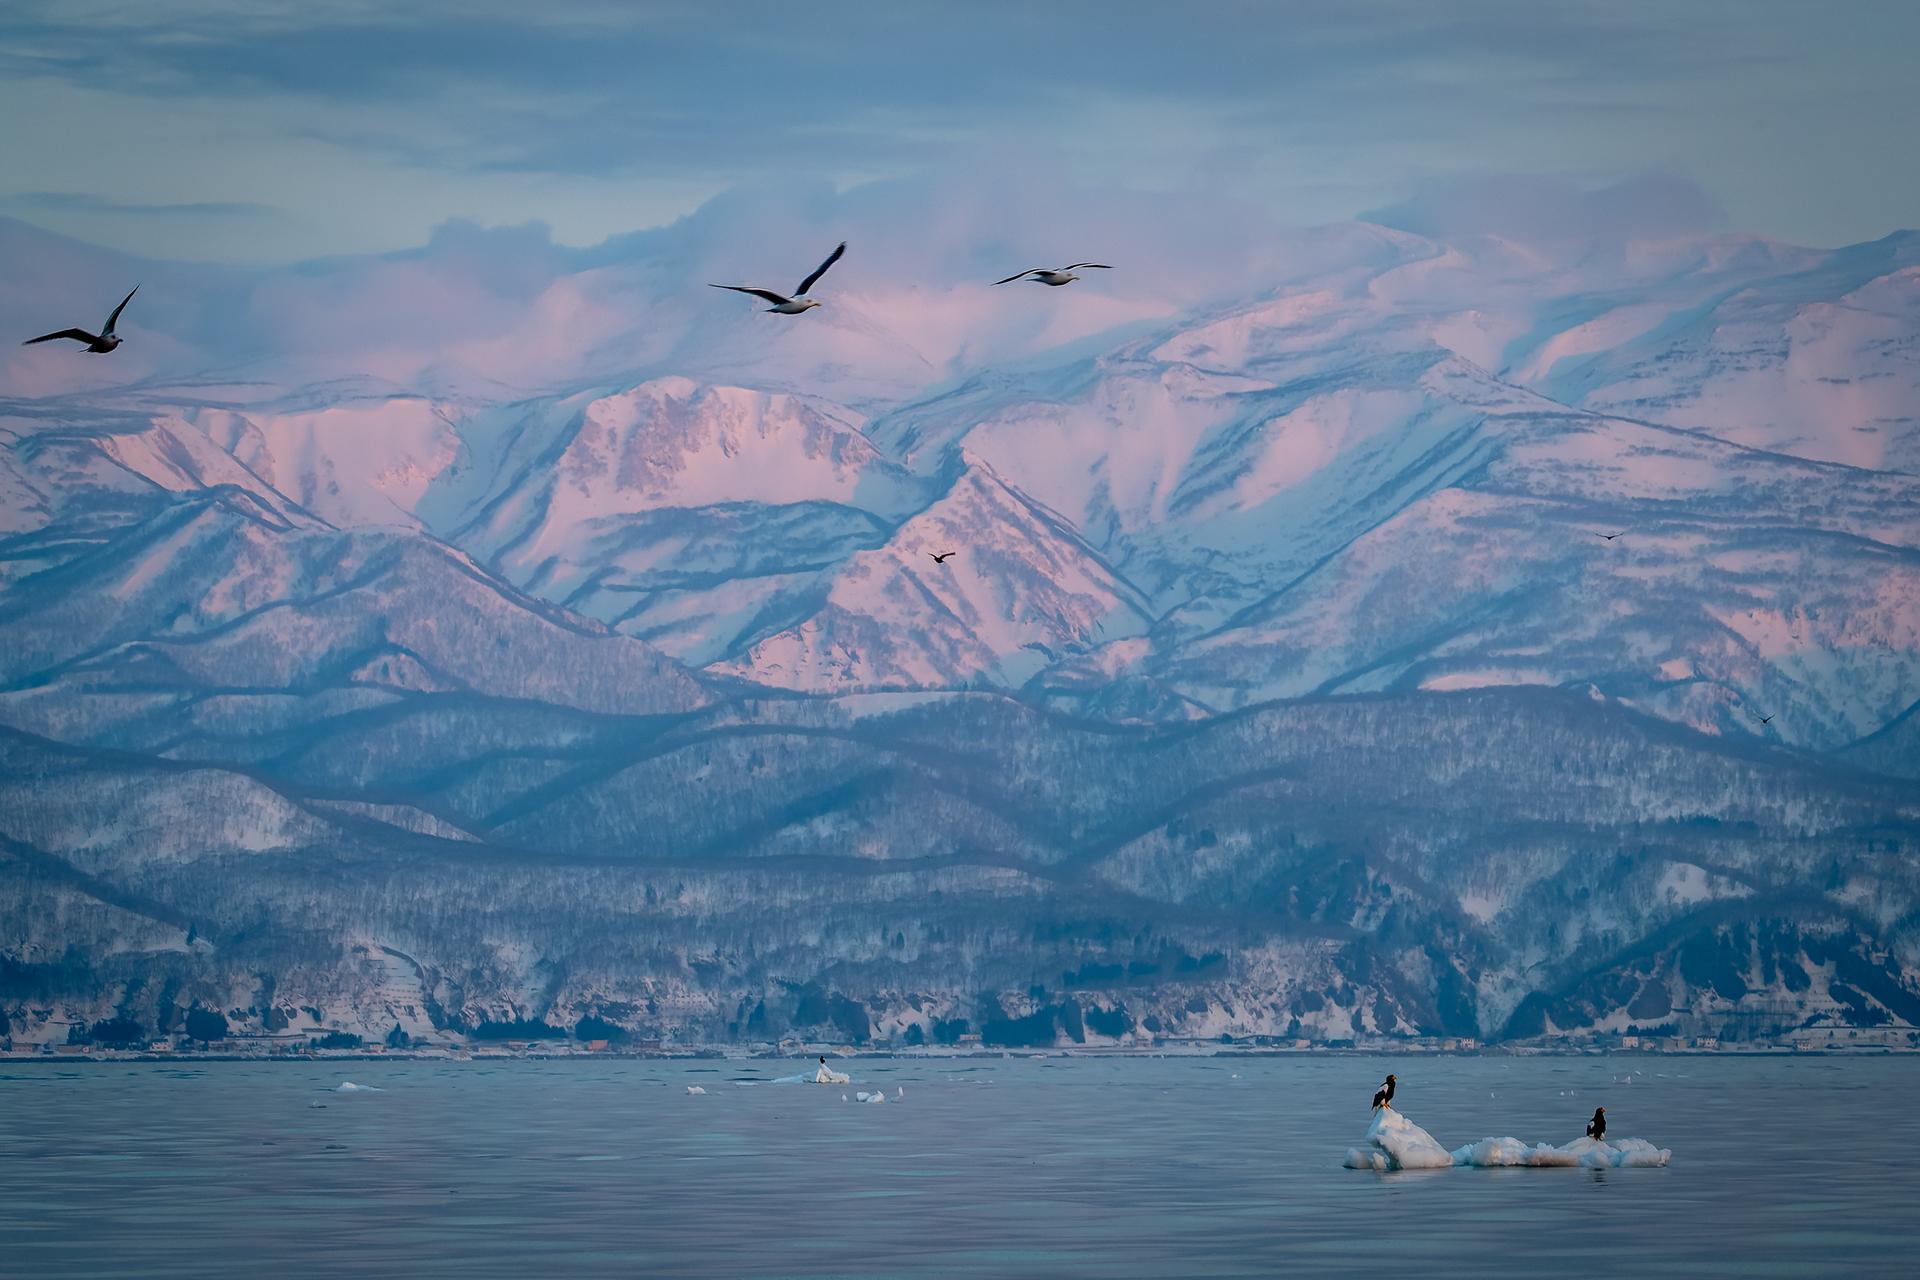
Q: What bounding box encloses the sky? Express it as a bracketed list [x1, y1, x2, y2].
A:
[0, 0, 1914, 263]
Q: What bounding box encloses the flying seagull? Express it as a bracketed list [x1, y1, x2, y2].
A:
[1758, 713, 1775, 725]
[1596, 532, 1624, 541]
[22, 286, 139, 352]
[710, 242, 845, 314]
[992, 263, 1111, 287]
[929, 551, 956, 564]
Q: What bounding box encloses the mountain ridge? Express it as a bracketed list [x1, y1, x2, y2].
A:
[3, 212, 1917, 1050]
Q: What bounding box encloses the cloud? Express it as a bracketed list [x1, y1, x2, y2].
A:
[1364, 174, 1729, 247]
[8, 191, 281, 219]
[0, 1, 1914, 257]
[0, 1, 1815, 180]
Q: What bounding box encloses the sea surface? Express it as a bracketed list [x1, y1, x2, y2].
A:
[2, 1054, 1914, 1278]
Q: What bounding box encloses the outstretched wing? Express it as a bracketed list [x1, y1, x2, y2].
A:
[991, 269, 1043, 285]
[22, 328, 98, 346]
[795, 242, 846, 296]
[710, 284, 792, 306]
[1061, 263, 1110, 271]
[103, 285, 138, 336]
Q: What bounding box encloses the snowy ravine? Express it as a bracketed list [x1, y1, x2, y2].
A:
[1, 212, 1918, 1050]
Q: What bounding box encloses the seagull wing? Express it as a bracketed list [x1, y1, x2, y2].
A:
[710, 285, 793, 306]
[22, 328, 99, 346]
[992, 269, 1043, 285]
[1061, 263, 1111, 271]
[795, 242, 845, 296]
[103, 285, 138, 336]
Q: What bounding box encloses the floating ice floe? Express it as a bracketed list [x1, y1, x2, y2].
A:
[813, 1064, 851, 1085]
[1345, 1107, 1455, 1170]
[854, 1090, 886, 1104]
[1450, 1136, 1581, 1167]
[334, 1081, 382, 1093]
[1347, 1109, 1670, 1171]
[686, 1086, 707, 1095]
[1451, 1134, 1670, 1168]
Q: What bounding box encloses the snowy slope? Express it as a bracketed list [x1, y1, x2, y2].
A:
[1540, 233, 1920, 472]
[1119, 370, 1920, 749]
[711, 459, 1156, 691]
[0, 418, 708, 735]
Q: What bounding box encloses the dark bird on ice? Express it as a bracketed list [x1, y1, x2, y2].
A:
[1586, 1107, 1607, 1140]
[929, 551, 956, 564]
[1371, 1074, 1397, 1110]
[710, 242, 846, 314]
[993, 263, 1111, 287]
[22, 286, 138, 352]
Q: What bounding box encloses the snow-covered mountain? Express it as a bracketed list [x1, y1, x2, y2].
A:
[2, 205, 1917, 1050]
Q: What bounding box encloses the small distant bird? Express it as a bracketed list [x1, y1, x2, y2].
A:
[1758, 713, 1775, 725]
[1371, 1073, 1397, 1110]
[1596, 532, 1623, 542]
[929, 551, 956, 564]
[22, 286, 139, 352]
[1586, 1106, 1606, 1140]
[992, 263, 1111, 287]
[710, 242, 845, 314]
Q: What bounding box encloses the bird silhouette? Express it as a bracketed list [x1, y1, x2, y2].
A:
[1758, 713, 1775, 725]
[23, 286, 139, 352]
[1596, 532, 1623, 541]
[929, 551, 956, 564]
[710, 243, 845, 314]
[993, 263, 1111, 287]
[1371, 1073, 1396, 1110]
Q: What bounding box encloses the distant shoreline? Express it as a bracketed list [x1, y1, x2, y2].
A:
[7, 1044, 1916, 1066]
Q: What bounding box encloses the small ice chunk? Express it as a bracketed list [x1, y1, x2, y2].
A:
[334, 1081, 381, 1093]
[1347, 1108, 1454, 1170]
[686, 1086, 706, 1095]
[1450, 1136, 1580, 1167]
[1558, 1135, 1672, 1168]
[1451, 1134, 1670, 1168]
[814, 1063, 852, 1085]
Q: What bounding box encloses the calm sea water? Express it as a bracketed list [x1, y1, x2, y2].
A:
[2, 1054, 1914, 1278]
